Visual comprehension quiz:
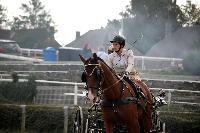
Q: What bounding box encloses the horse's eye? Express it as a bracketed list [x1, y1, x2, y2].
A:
[81, 72, 87, 82]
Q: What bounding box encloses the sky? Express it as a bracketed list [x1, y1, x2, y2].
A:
[1, 0, 130, 46]
[1, 0, 200, 46]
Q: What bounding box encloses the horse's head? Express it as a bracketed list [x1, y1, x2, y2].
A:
[80, 53, 103, 102]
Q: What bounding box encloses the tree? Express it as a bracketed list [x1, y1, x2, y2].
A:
[9, 0, 57, 48]
[106, 19, 121, 31]
[180, 1, 200, 26]
[0, 4, 8, 28]
[118, 0, 183, 54]
[10, 0, 55, 31]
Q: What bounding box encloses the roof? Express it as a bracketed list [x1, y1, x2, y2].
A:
[65, 29, 110, 51]
[12, 28, 61, 49]
[65, 28, 143, 55]
[146, 26, 200, 58]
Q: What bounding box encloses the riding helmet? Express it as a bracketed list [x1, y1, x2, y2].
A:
[110, 35, 125, 47]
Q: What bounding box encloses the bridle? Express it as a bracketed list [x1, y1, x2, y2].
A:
[83, 63, 123, 94]
[83, 63, 103, 91]
[82, 59, 142, 108]
[84, 64, 99, 77]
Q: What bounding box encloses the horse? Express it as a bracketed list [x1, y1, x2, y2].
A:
[80, 53, 153, 133]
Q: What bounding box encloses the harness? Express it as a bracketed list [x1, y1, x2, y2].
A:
[83, 61, 147, 111]
[101, 97, 139, 107]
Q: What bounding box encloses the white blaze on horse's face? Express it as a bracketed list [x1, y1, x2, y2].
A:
[88, 89, 95, 101]
[87, 88, 99, 103]
[79, 54, 100, 103]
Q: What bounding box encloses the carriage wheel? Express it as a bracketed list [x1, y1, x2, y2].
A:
[151, 111, 165, 133]
[157, 119, 165, 133]
[73, 106, 83, 133]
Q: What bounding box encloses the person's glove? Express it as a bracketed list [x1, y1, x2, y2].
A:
[124, 71, 130, 78]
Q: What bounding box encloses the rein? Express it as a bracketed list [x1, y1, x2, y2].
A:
[102, 76, 124, 92]
[85, 63, 124, 93]
[84, 61, 140, 107]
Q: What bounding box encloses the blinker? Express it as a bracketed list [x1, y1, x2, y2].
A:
[81, 72, 87, 82]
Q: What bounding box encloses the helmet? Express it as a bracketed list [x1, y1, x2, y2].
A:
[110, 35, 125, 47]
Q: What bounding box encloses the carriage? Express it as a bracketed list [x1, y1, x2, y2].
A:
[73, 54, 166, 133]
[73, 95, 166, 133]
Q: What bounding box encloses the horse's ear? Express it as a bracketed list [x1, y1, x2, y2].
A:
[93, 53, 98, 59]
[79, 54, 86, 64]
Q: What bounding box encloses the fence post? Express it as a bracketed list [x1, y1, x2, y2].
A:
[74, 83, 78, 105]
[167, 91, 172, 109]
[141, 56, 145, 70]
[163, 122, 166, 133]
[64, 106, 69, 133]
[20, 105, 26, 133]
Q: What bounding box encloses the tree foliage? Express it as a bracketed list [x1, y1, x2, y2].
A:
[7, 0, 57, 48]
[0, 4, 8, 27]
[180, 1, 200, 26]
[10, 0, 55, 31]
[118, 0, 183, 54]
[0, 74, 37, 104]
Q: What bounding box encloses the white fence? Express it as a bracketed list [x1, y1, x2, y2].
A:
[35, 80, 200, 106]
[0, 79, 199, 106]
[134, 56, 183, 70]
[0, 53, 43, 62]
[0, 54, 182, 70]
[35, 80, 86, 105]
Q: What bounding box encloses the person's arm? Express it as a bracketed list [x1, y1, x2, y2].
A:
[125, 50, 134, 73]
[105, 54, 113, 68]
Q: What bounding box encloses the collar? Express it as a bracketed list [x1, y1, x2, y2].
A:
[113, 49, 126, 57]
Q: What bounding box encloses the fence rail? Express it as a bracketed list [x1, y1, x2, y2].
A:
[0, 79, 199, 106]
[0, 55, 183, 70]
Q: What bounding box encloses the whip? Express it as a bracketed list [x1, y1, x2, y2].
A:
[127, 33, 143, 50]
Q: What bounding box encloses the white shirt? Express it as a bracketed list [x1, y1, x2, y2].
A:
[106, 49, 134, 75]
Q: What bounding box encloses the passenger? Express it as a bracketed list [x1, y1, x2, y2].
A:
[82, 43, 92, 59]
[96, 47, 108, 62]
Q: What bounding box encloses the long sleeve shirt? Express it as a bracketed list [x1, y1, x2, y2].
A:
[106, 49, 134, 75]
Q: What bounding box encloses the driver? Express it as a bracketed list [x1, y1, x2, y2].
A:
[106, 35, 140, 80]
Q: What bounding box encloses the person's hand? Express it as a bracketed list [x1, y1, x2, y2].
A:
[125, 71, 130, 75]
[123, 71, 131, 79]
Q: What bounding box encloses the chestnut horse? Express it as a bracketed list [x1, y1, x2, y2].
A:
[80, 54, 153, 133]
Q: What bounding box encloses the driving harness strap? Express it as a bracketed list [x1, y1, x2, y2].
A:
[100, 97, 138, 107]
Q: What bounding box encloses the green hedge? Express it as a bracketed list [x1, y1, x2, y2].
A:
[0, 105, 21, 130]
[0, 74, 37, 104]
[25, 106, 64, 133]
[0, 104, 199, 133]
[160, 112, 200, 133]
[0, 104, 80, 133]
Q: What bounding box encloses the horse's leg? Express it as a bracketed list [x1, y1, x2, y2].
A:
[135, 80, 153, 133]
[104, 121, 114, 133]
[138, 107, 152, 133]
[142, 115, 152, 133]
[127, 119, 140, 133]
